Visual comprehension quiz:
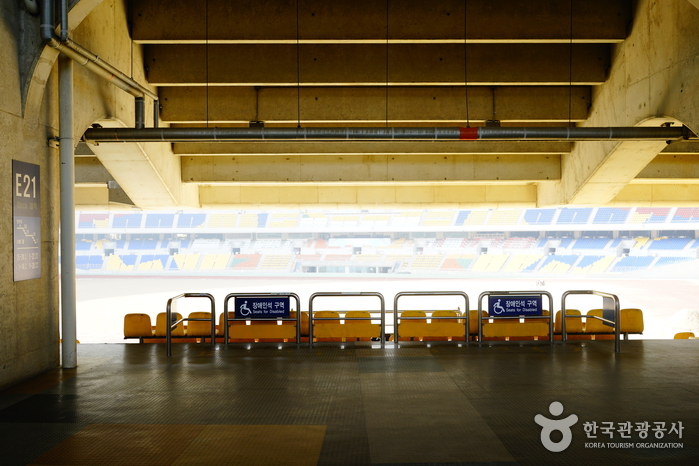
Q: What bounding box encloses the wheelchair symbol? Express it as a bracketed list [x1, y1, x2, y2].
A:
[239, 301, 252, 317]
[493, 299, 505, 315]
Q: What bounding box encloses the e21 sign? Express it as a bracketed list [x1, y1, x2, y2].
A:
[13, 160, 41, 281]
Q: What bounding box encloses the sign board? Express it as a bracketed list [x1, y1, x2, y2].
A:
[235, 297, 290, 318]
[13, 160, 41, 281]
[602, 296, 616, 328]
[488, 295, 542, 317]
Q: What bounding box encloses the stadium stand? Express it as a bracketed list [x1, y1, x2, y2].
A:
[145, 213, 174, 228]
[269, 213, 299, 228]
[441, 254, 475, 270]
[455, 210, 471, 226]
[177, 213, 206, 228]
[593, 207, 630, 224]
[538, 255, 578, 273]
[654, 257, 693, 267]
[422, 211, 454, 227]
[611, 256, 654, 273]
[208, 213, 237, 227]
[522, 209, 555, 225]
[572, 256, 615, 274]
[410, 255, 444, 270]
[649, 237, 692, 250]
[556, 208, 592, 224]
[471, 254, 508, 272]
[78, 213, 110, 229]
[573, 238, 611, 249]
[138, 254, 169, 271]
[631, 207, 670, 224]
[229, 254, 262, 269]
[673, 207, 699, 223]
[112, 213, 142, 228]
[262, 255, 292, 270]
[488, 210, 520, 226]
[504, 255, 541, 273]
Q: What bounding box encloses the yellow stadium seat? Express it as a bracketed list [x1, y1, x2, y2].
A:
[155, 312, 185, 337]
[674, 332, 695, 339]
[186, 312, 213, 337]
[344, 311, 380, 341]
[583, 309, 614, 334]
[313, 311, 343, 341]
[397, 310, 428, 341]
[620, 308, 644, 334]
[554, 309, 583, 334]
[469, 310, 488, 336]
[124, 314, 153, 339]
[423, 310, 465, 341]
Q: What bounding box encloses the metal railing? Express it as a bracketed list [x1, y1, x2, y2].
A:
[222, 293, 302, 345]
[166, 293, 216, 357]
[561, 290, 621, 353]
[477, 291, 554, 346]
[308, 292, 386, 347]
[393, 291, 470, 345]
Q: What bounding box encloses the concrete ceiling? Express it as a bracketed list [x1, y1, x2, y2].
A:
[75, 0, 699, 210]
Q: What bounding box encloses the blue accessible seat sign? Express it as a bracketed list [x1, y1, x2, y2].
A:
[488, 295, 543, 316]
[235, 297, 290, 318]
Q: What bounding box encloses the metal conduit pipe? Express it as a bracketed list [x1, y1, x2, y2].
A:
[40, 0, 159, 122]
[82, 125, 690, 144]
[60, 0, 68, 41]
[135, 97, 145, 130]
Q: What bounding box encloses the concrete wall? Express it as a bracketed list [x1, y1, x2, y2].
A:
[0, 0, 148, 389]
[1, 0, 60, 389]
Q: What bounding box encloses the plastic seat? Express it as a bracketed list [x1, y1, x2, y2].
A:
[620, 308, 644, 334]
[345, 310, 380, 341]
[284, 310, 310, 337]
[186, 312, 213, 337]
[484, 310, 549, 339]
[554, 309, 583, 334]
[154, 312, 185, 337]
[123, 313, 153, 339]
[583, 309, 614, 334]
[469, 310, 488, 336]
[674, 332, 695, 339]
[397, 310, 427, 341]
[313, 311, 343, 341]
[424, 310, 465, 341]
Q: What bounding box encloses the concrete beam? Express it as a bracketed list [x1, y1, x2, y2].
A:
[159, 86, 591, 123]
[173, 141, 572, 156]
[181, 154, 560, 183]
[88, 119, 182, 208]
[611, 183, 699, 206]
[145, 43, 608, 86]
[637, 154, 699, 179]
[133, 0, 628, 43]
[197, 182, 540, 209]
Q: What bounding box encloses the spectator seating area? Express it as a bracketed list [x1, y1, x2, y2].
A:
[77, 206, 699, 230]
[125, 308, 644, 344]
[75, 233, 698, 275]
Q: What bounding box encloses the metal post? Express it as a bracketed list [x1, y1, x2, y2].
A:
[59, 54, 76, 369]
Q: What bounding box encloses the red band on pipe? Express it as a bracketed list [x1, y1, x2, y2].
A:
[459, 127, 479, 140]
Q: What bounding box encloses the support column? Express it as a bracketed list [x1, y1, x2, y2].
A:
[59, 55, 77, 369]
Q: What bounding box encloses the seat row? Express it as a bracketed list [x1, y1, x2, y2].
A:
[124, 308, 643, 343]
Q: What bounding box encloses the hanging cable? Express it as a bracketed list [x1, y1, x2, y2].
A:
[385, 0, 390, 127]
[568, 0, 574, 127]
[296, 0, 301, 128]
[206, 0, 211, 126]
[463, 0, 470, 127]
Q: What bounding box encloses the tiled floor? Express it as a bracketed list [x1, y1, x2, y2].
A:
[1, 340, 698, 465]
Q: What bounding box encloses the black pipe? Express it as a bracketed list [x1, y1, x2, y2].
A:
[82, 125, 689, 143]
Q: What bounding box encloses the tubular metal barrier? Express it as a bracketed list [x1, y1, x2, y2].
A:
[166, 293, 216, 357]
[222, 293, 302, 345]
[393, 291, 470, 345]
[309, 292, 386, 347]
[561, 290, 621, 353]
[477, 290, 554, 346]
